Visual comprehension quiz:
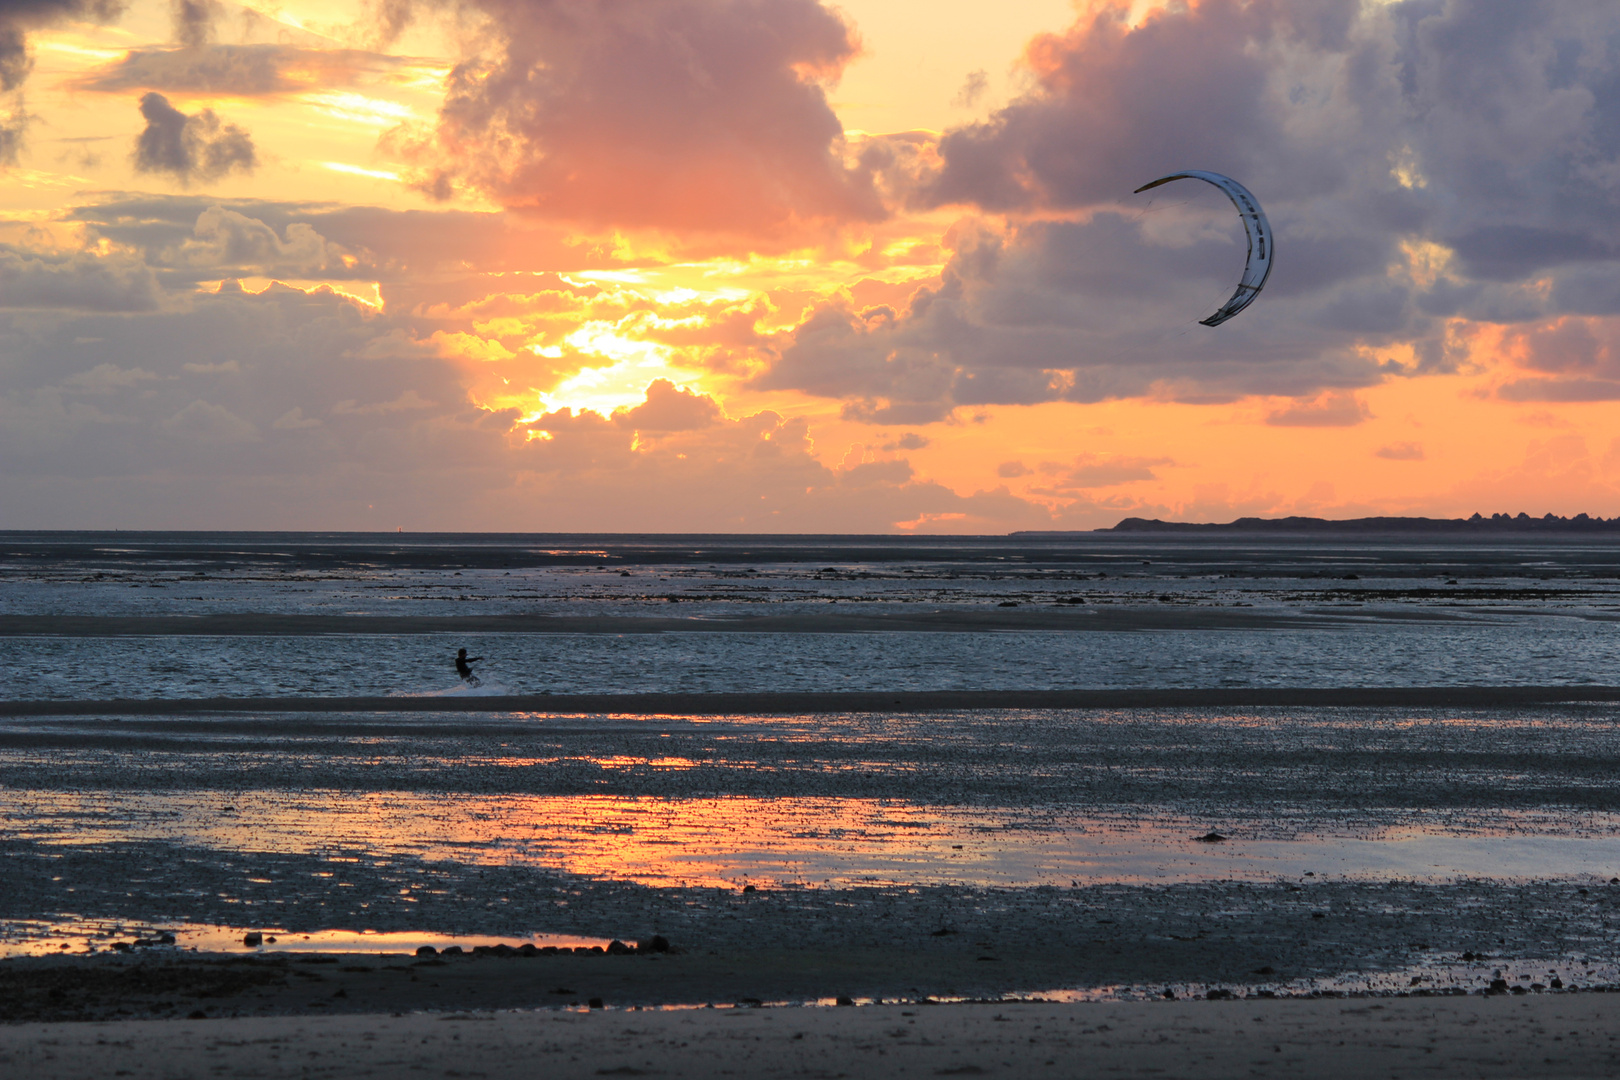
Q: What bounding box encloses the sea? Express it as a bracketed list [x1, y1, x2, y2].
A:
[3, 531, 1619, 999]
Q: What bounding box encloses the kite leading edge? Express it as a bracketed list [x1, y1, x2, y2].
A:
[1133, 170, 1272, 327]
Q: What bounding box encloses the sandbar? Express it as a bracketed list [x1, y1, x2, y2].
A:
[5, 684, 1620, 716]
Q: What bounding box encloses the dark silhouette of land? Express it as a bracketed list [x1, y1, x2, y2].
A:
[1014, 512, 1620, 535]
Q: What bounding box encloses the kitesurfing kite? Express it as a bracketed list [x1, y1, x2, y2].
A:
[1133, 170, 1272, 327]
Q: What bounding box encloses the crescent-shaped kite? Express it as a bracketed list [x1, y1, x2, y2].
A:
[1133, 170, 1272, 327]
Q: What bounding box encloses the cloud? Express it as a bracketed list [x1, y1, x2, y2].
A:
[171, 0, 219, 48]
[612, 379, 721, 432]
[1375, 442, 1425, 461]
[161, 398, 259, 443]
[64, 363, 159, 392]
[179, 205, 343, 274]
[765, 217, 1388, 419]
[1, 0, 124, 94]
[1038, 453, 1173, 489]
[404, 0, 884, 238]
[79, 45, 412, 96]
[1497, 378, 1620, 403]
[0, 273, 1055, 530]
[953, 70, 988, 109]
[1, 0, 125, 162]
[883, 432, 930, 451]
[0, 245, 162, 311]
[65, 195, 636, 290]
[134, 92, 256, 184]
[758, 0, 1620, 417]
[1264, 390, 1373, 427]
[332, 389, 436, 415]
[996, 461, 1031, 478]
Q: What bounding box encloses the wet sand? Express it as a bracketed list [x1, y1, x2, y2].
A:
[5, 994, 1620, 1079]
[0, 606, 1456, 637]
[7, 685, 1620, 715]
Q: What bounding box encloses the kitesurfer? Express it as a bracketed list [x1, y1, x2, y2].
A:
[455, 647, 483, 685]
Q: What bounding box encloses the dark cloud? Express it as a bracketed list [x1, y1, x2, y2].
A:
[0, 245, 162, 311]
[80, 44, 412, 96]
[0, 0, 124, 93]
[921, 0, 1364, 212]
[1497, 377, 1620, 403]
[67, 195, 637, 291]
[133, 92, 256, 184]
[765, 216, 1387, 420]
[410, 0, 884, 237]
[171, 0, 218, 48]
[1, 0, 125, 162]
[760, 0, 1620, 414]
[1375, 442, 1425, 460]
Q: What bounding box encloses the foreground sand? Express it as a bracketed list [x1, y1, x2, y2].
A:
[5, 996, 1620, 1079]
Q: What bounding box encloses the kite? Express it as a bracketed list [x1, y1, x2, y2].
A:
[1133, 171, 1272, 327]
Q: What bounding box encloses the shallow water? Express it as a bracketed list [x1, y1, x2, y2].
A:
[9, 620, 1620, 700]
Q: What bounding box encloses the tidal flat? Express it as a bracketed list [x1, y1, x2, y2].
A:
[3, 533, 1619, 1031]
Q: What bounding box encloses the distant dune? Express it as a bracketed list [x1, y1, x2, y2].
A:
[1014, 512, 1620, 535]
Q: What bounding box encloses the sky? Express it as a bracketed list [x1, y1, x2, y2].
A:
[2, 0, 1619, 532]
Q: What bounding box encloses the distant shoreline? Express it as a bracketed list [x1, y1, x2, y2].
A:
[1014, 512, 1620, 535]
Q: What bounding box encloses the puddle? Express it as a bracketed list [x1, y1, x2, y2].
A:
[1020, 955, 1620, 1002]
[0, 919, 612, 958]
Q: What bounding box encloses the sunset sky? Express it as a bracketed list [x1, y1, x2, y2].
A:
[3, 0, 1618, 531]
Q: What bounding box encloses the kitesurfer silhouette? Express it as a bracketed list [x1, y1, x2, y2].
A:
[455, 647, 483, 686]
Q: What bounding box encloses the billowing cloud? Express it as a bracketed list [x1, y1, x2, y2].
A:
[133, 91, 256, 183]
[612, 379, 721, 432]
[403, 0, 884, 238]
[178, 205, 345, 274]
[0, 281, 1054, 529]
[0, 246, 162, 311]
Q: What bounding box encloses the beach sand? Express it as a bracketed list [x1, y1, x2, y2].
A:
[4, 994, 1620, 1078]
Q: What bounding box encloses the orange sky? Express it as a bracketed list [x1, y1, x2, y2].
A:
[2, 0, 1617, 530]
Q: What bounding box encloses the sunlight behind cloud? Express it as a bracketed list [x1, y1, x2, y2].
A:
[322, 162, 401, 181]
[306, 92, 416, 127]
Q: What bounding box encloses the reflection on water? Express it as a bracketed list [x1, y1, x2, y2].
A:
[8, 789, 1620, 888]
[0, 920, 608, 958]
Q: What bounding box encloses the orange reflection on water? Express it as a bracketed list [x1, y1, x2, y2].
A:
[7, 790, 978, 888]
[9, 790, 1620, 888]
